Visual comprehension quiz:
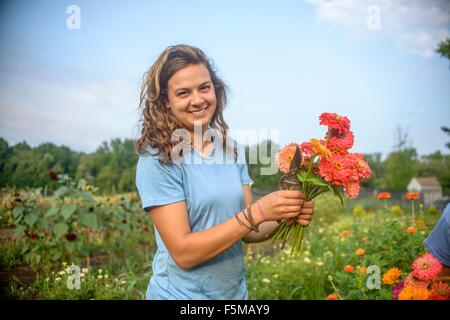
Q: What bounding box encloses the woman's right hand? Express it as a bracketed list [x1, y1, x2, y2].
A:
[255, 190, 305, 223]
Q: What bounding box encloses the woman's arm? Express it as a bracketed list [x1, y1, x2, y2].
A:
[149, 199, 258, 270]
[149, 188, 307, 270]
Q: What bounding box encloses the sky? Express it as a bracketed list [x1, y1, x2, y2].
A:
[0, 0, 449, 158]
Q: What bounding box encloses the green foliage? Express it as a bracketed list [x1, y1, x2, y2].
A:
[383, 148, 418, 190]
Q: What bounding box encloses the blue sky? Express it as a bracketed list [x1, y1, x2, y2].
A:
[0, 0, 449, 158]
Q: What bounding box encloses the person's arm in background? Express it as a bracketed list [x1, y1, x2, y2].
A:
[423, 203, 450, 276]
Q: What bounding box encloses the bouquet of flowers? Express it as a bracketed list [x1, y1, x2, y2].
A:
[385, 252, 450, 300]
[272, 112, 372, 256]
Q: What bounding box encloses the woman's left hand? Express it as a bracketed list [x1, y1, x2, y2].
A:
[295, 200, 315, 227]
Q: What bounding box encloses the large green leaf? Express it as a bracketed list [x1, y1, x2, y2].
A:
[54, 186, 69, 198]
[45, 207, 59, 218]
[24, 211, 38, 227]
[61, 204, 77, 221]
[80, 213, 98, 228]
[13, 206, 24, 223]
[14, 225, 25, 238]
[54, 222, 69, 239]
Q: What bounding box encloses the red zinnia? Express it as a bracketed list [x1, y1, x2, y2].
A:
[405, 192, 420, 200]
[326, 130, 354, 154]
[319, 112, 351, 135]
[319, 154, 352, 186]
[377, 192, 391, 200]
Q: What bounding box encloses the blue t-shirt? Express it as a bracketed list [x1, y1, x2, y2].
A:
[135, 141, 254, 300]
[424, 203, 450, 266]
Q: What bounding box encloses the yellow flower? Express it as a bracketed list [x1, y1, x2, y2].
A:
[310, 139, 332, 159]
[382, 267, 402, 285]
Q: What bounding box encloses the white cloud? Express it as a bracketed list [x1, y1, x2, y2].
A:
[306, 0, 450, 58]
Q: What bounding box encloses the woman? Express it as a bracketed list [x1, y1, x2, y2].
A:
[135, 44, 315, 299]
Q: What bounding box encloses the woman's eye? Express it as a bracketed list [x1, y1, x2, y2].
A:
[177, 91, 187, 97]
[201, 86, 210, 92]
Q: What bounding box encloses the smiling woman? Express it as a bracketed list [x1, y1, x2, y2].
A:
[134, 44, 315, 300]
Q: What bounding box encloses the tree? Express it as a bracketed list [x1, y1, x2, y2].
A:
[436, 38, 450, 63]
[441, 126, 450, 150]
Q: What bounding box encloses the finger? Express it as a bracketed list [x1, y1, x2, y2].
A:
[297, 219, 311, 226]
[299, 208, 314, 215]
[283, 198, 305, 206]
[297, 214, 313, 221]
[281, 190, 305, 199]
[302, 201, 315, 208]
[283, 205, 302, 213]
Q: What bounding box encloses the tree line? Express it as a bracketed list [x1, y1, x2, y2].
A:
[1, 135, 449, 194]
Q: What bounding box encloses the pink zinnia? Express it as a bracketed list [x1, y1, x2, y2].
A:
[319, 112, 350, 135]
[275, 143, 299, 174]
[300, 141, 313, 156]
[326, 130, 354, 154]
[318, 154, 352, 186]
[348, 153, 372, 183]
[411, 253, 442, 281]
[344, 182, 360, 199]
[392, 280, 405, 300]
[429, 281, 450, 299]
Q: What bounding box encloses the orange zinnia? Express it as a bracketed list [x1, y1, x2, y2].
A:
[405, 192, 420, 200]
[382, 267, 402, 285]
[376, 192, 391, 200]
[406, 227, 417, 233]
[355, 248, 365, 255]
[310, 138, 332, 160]
[398, 285, 429, 300]
[325, 293, 339, 300]
[275, 143, 299, 173]
[359, 267, 367, 274]
[343, 265, 354, 273]
[340, 230, 349, 237]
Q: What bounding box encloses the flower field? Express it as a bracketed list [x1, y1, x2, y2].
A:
[0, 177, 445, 299]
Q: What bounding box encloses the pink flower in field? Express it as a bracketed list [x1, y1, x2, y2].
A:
[391, 280, 405, 300]
[411, 253, 442, 281]
[404, 274, 428, 290]
[300, 141, 314, 156]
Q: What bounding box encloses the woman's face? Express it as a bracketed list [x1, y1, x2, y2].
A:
[166, 63, 217, 135]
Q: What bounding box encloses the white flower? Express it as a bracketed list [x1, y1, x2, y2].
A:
[315, 261, 324, 267]
[120, 280, 127, 284]
[59, 271, 66, 276]
[104, 274, 109, 279]
[262, 278, 271, 284]
[55, 277, 61, 282]
[318, 228, 324, 234]
[303, 257, 311, 264]
[97, 275, 103, 279]
[82, 268, 89, 274]
[98, 269, 103, 274]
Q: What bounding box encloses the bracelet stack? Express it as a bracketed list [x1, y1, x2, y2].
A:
[235, 203, 259, 232]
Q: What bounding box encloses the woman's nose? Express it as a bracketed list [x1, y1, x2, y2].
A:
[190, 91, 205, 106]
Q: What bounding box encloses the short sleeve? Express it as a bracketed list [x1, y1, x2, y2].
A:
[135, 153, 186, 211]
[423, 204, 450, 266]
[235, 142, 254, 186]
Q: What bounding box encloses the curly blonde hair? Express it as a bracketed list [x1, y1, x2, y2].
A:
[135, 44, 237, 164]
